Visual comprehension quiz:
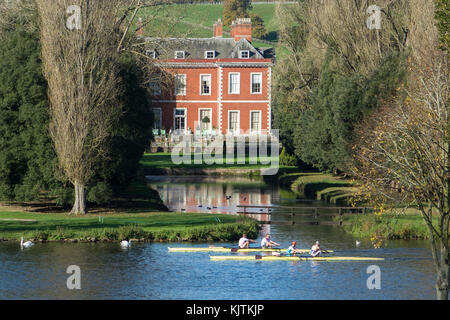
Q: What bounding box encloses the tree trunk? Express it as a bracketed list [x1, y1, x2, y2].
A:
[71, 181, 86, 214]
[436, 242, 449, 300]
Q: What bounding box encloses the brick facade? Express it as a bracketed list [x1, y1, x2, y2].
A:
[145, 18, 275, 136]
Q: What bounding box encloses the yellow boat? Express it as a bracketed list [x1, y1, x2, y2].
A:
[210, 255, 384, 261]
[168, 247, 333, 253]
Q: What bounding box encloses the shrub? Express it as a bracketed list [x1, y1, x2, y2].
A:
[280, 147, 297, 167]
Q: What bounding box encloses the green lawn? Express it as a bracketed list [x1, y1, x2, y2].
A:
[0, 210, 259, 242]
[141, 152, 288, 169]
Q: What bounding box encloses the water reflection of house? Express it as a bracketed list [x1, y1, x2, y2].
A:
[150, 181, 275, 215]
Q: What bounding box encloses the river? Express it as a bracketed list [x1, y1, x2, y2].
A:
[0, 176, 436, 299]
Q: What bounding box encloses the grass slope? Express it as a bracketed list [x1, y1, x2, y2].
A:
[135, 3, 294, 56]
[0, 210, 259, 242]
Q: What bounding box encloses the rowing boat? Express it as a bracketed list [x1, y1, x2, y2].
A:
[168, 247, 333, 253]
[209, 255, 384, 261]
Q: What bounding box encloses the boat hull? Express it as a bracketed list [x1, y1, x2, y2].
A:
[168, 247, 332, 253]
[210, 255, 384, 261]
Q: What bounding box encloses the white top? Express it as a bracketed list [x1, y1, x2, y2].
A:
[261, 237, 270, 247]
[238, 237, 248, 248]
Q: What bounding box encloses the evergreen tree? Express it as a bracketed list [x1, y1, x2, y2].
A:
[293, 52, 407, 173]
[0, 29, 61, 201]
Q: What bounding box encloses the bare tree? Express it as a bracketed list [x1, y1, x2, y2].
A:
[36, 0, 126, 214]
[352, 0, 449, 299]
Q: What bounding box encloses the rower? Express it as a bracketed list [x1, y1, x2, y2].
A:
[286, 241, 302, 256]
[238, 234, 256, 248]
[310, 241, 321, 257]
[260, 234, 280, 248]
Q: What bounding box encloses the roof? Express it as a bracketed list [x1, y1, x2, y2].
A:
[142, 37, 275, 60]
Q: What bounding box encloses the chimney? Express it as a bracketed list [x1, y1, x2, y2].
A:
[136, 17, 144, 37]
[230, 18, 252, 42]
[213, 18, 223, 38]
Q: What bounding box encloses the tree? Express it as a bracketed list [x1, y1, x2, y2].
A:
[36, 0, 125, 214]
[293, 52, 406, 173]
[249, 13, 267, 39]
[273, 0, 410, 171]
[353, 0, 449, 300]
[0, 28, 63, 202]
[87, 53, 154, 204]
[223, 0, 251, 26]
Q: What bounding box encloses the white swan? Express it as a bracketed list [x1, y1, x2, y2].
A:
[121, 240, 132, 248]
[21, 237, 34, 249]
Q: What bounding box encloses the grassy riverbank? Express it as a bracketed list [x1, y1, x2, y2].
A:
[278, 172, 356, 204]
[338, 209, 435, 240]
[0, 176, 260, 242]
[0, 210, 259, 242]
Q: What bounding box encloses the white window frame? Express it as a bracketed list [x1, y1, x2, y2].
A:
[152, 108, 162, 130]
[175, 74, 187, 96]
[149, 77, 161, 96]
[175, 51, 185, 59]
[200, 74, 212, 96]
[205, 51, 215, 59]
[228, 110, 240, 134]
[173, 108, 187, 132]
[250, 72, 263, 94]
[198, 108, 212, 132]
[239, 50, 250, 59]
[228, 72, 240, 94]
[250, 110, 262, 134]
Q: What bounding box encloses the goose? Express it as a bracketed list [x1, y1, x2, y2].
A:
[121, 239, 132, 248]
[20, 237, 33, 249]
[356, 240, 361, 247]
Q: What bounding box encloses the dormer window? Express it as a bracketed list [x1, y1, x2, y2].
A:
[146, 50, 157, 59]
[239, 50, 250, 59]
[175, 51, 185, 59]
[205, 51, 215, 59]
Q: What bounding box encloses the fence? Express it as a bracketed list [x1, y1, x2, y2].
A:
[236, 205, 372, 225]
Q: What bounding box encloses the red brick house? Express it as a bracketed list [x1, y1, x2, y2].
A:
[143, 18, 275, 136]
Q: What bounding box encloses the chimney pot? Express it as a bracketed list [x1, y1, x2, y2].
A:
[230, 18, 252, 42]
[213, 18, 223, 38]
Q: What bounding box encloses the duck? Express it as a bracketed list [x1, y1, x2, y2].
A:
[121, 239, 132, 248]
[20, 237, 34, 249]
